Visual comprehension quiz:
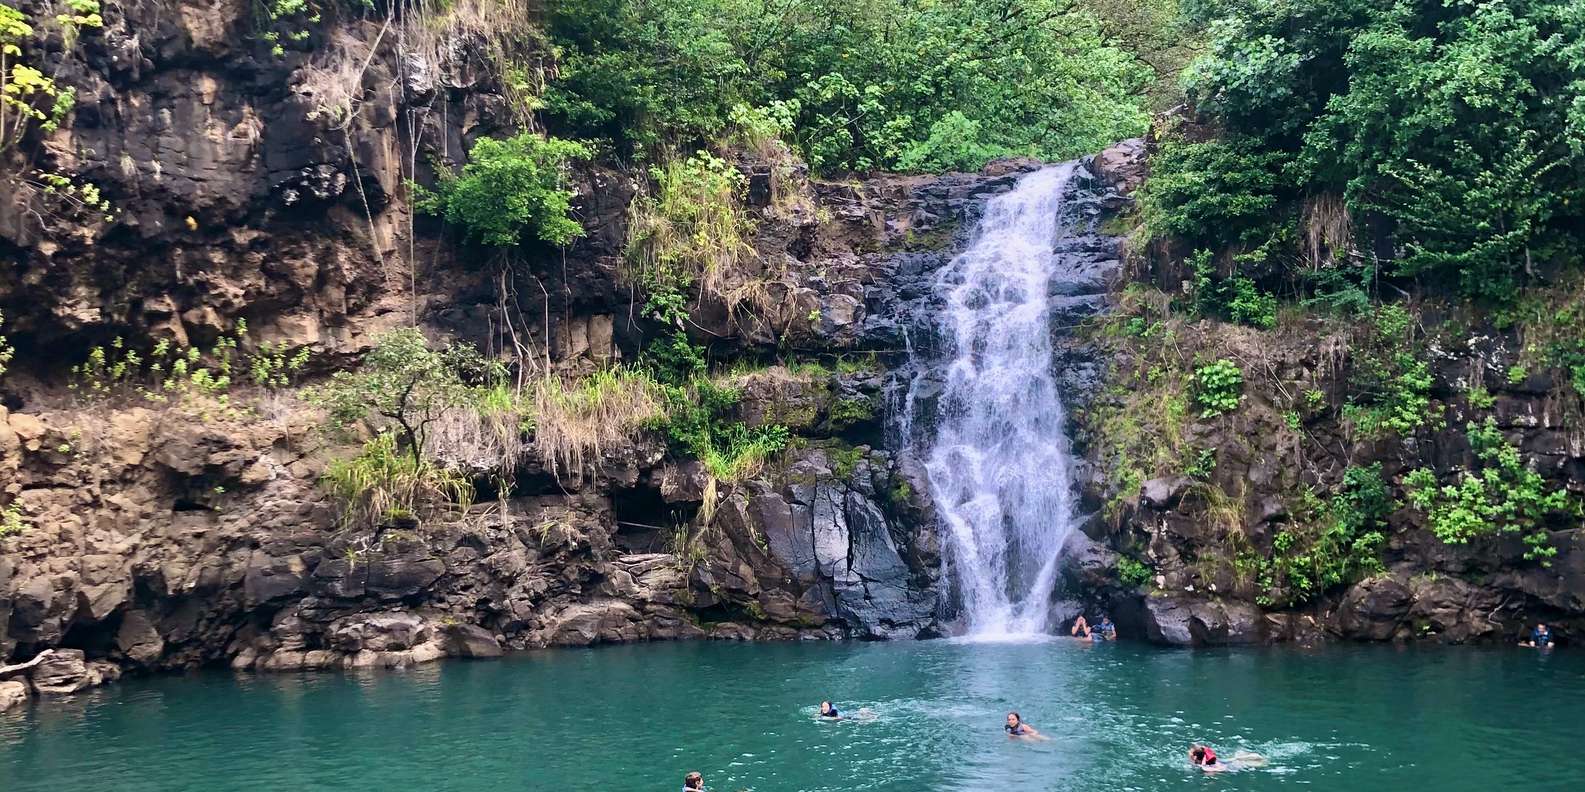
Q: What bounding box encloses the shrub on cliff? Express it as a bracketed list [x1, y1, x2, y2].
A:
[416, 133, 592, 247]
[1177, 0, 1585, 302]
[544, 0, 1152, 171]
[0, 309, 12, 379]
[1405, 418, 1577, 562]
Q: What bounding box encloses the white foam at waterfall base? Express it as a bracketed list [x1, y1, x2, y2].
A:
[920, 164, 1080, 640]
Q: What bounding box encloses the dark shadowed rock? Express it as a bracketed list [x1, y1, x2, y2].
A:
[1336, 577, 1413, 641]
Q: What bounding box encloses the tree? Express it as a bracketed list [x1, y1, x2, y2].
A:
[312, 329, 499, 465]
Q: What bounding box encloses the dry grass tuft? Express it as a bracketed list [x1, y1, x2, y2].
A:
[530, 368, 665, 475]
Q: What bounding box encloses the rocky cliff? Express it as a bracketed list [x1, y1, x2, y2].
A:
[0, 0, 1014, 705]
[1068, 140, 1585, 648]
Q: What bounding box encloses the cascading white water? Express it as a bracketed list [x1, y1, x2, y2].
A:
[922, 164, 1080, 640]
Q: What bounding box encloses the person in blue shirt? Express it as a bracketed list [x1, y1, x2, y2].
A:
[1520, 623, 1553, 649]
[1094, 614, 1117, 641]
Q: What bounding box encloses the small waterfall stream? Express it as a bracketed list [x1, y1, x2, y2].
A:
[910, 164, 1081, 639]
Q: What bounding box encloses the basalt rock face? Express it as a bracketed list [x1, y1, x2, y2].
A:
[0, 1, 1053, 689]
[1071, 141, 1585, 649]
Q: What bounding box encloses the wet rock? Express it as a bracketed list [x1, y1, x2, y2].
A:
[1091, 138, 1148, 194]
[1141, 596, 1263, 646]
[1336, 577, 1414, 641]
[1140, 477, 1191, 510]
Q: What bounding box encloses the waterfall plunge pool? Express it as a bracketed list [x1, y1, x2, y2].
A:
[3, 640, 1582, 790]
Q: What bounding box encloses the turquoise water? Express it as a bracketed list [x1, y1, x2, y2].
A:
[3, 640, 1582, 790]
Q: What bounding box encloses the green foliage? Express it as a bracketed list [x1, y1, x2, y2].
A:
[311, 328, 504, 465]
[626, 150, 752, 299]
[1466, 385, 1496, 411]
[659, 379, 788, 483]
[1138, 138, 1286, 250]
[322, 431, 474, 529]
[544, 0, 1152, 171]
[1188, 249, 1278, 329]
[1192, 358, 1243, 418]
[1182, 447, 1217, 480]
[1341, 305, 1437, 439]
[69, 330, 243, 413]
[1257, 464, 1392, 607]
[827, 397, 875, 430]
[2, 2, 100, 154]
[1116, 556, 1153, 589]
[1081, 287, 1195, 516]
[0, 501, 26, 538]
[253, 0, 324, 58]
[416, 133, 592, 246]
[249, 342, 311, 390]
[1181, 0, 1585, 302]
[1405, 417, 1574, 562]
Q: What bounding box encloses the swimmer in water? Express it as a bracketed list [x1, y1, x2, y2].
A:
[819, 700, 841, 719]
[1189, 744, 1221, 770]
[1190, 744, 1267, 772]
[1004, 711, 1049, 740]
[683, 770, 704, 790]
[1070, 615, 1091, 639]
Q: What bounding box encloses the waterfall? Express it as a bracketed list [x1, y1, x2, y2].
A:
[915, 164, 1080, 639]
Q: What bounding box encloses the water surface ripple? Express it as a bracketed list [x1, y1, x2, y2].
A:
[4, 641, 1582, 790]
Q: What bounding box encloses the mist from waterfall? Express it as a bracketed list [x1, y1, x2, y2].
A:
[914, 164, 1080, 640]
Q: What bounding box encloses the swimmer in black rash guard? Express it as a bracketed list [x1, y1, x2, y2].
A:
[1004, 712, 1049, 740]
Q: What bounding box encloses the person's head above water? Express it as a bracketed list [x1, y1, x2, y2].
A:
[684, 771, 704, 790]
[1189, 744, 1217, 765]
[1005, 712, 1023, 732]
[819, 700, 838, 716]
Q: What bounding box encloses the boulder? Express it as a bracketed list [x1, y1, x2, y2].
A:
[1335, 577, 1413, 641]
[1140, 476, 1191, 510]
[445, 624, 504, 658]
[115, 609, 166, 665]
[0, 680, 28, 712]
[27, 649, 97, 696]
[327, 613, 432, 653]
[1141, 595, 1263, 646]
[1091, 138, 1148, 194]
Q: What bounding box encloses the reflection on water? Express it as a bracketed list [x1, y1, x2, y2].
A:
[3, 641, 1584, 791]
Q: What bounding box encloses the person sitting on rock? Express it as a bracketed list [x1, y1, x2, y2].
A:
[683, 771, 705, 791]
[1095, 614, 1117, 641]
[1520, 623, 1553, 649]
[819, 700, 841, 719]
[1004, 711, 1048, 740]
[1070, 615, 1090, 639]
